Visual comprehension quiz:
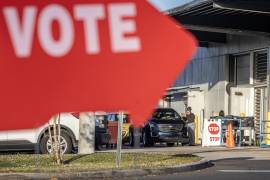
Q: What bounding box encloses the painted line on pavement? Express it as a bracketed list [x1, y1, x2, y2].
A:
[219, 170, 270, 173]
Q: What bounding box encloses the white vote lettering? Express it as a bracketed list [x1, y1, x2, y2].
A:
[2, 3, 141, 58]
[74, 4, 105, 55]
[38, 4, 74, 57]
[3, 6, 37, 58]
[108, 3, 141, 53]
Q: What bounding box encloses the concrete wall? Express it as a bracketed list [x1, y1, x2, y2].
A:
[171, 99, 186, 115]
[188, 91, 204, 141]
[167, 92, 187, 114]
[188, 91, 204, 117]
[230, 87, 254, 117]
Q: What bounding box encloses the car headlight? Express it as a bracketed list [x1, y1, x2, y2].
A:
[149, 123, 158, 130]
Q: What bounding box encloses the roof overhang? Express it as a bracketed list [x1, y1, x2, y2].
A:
[213, 0, 270, 14]
[167, 0, 270, 47]
[166, 86, 201, 96]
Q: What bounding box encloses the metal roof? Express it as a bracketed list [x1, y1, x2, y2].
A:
[167, 0, 270, 16]
[166, 0, 270, 46]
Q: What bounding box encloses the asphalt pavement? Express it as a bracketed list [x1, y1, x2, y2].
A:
[1, 146, 270, 180]
[3, 158, 268, 180]
[128, 158, 270, 180]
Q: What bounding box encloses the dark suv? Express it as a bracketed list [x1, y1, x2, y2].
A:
[142, 108, 189, 147]
[94, 114, 111, 149]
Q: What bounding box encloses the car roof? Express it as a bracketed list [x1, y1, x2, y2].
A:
[155, 108, 175, 111]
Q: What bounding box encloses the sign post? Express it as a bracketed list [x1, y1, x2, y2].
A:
[116, 111, 123, 168]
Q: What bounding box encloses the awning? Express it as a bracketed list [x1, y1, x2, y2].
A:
[167, 0, 270, 47]
[166, 86, 201, 96]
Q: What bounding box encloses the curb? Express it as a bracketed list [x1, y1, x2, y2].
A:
[0, 159, 213, 179]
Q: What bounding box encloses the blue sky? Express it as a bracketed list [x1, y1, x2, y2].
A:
[149, 0, 192, 11]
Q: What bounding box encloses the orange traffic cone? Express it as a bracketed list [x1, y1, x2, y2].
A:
[226, 121, 235, 148]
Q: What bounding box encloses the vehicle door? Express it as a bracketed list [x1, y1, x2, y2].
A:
[7, 129, 37, 151]
[0, 130, 8, 151]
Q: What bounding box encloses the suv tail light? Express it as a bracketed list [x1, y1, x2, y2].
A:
[71, 112, 80, 119]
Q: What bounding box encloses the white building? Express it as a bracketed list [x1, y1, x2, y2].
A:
[163, 0, 270, 142]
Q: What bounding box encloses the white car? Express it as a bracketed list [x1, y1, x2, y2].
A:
[0, 113, 79, 154]
[0, 112, 110, 154]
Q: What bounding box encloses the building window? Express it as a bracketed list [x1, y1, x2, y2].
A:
[229, 54, 251, 85]
[236, 54, 250, 85]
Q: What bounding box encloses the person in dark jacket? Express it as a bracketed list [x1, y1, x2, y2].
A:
[186, 107, 195, 146]
[219, 110, 225, 117]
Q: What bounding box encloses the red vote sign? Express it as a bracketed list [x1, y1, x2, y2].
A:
[0, 0, 197, 130]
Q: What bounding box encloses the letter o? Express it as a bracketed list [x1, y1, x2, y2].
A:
[38, 4, 74, 57]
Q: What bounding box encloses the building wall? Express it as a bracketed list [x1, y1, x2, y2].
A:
[170, 93, 187, 114]
[230, 87, 254, 117]
[173, 34, 270, 119]
[188, 90, 204, 141]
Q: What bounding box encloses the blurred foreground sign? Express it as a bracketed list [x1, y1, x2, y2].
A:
[0, 0, 197, 130]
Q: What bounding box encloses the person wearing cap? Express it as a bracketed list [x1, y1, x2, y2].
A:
[186, 107, 195, 146]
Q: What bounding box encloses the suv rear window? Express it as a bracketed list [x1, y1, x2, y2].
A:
[152, 109, 181, 120]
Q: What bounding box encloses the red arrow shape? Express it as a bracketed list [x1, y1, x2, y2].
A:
[0, 0, 197, 130]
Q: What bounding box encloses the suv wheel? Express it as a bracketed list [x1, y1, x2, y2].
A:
[166, 142, 175, 147]
[40, 130, 72, 154]
[181, 142, 189, 146]
[142, 130, 154, 147]
[128, 130, 134, 147]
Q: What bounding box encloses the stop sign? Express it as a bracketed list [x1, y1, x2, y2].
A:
[0, 0, 197, 130]
[208, 123, 220, 135]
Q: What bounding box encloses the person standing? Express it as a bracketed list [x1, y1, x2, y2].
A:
[186, 107, 195, 146]
[219, 110, 225, 117]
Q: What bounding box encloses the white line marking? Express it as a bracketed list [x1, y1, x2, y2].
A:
[219, 170, 270, 173]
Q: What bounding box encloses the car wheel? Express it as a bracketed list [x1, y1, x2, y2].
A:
[40, 130, 73, 154]
[166, 142, 175, 147]
[180, 137, 190, 146]
[128, 130, 134, 147]
[181, 142, 189, 146]
[142, 130, 154, 147]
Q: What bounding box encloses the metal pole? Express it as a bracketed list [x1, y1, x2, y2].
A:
[260, 89, 264, 147]
[238, 118, 242, 148]
[116, 111, 123, 168]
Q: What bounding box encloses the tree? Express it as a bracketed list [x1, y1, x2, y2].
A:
[47, 114, 62, 165]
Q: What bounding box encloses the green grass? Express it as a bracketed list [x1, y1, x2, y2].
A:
[0, 153, 201, 173]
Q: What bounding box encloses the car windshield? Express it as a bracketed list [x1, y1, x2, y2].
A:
[152, 109, 181, 120]
[106, 113, 129, 123]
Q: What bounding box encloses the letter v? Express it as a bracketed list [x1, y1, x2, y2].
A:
[3, 6, 37, 58]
